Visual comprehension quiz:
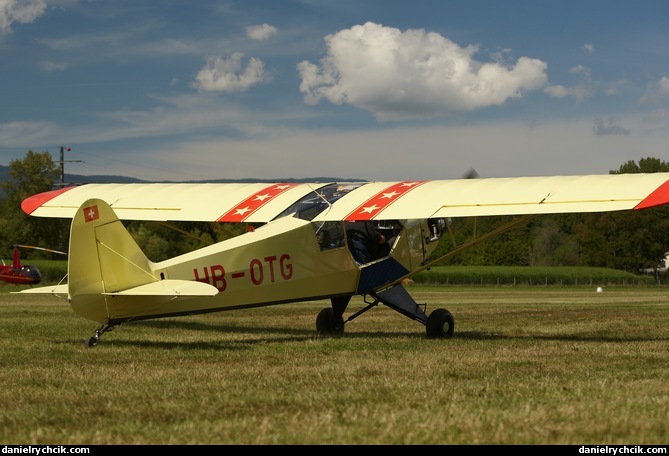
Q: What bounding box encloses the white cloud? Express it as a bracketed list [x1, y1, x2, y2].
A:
[0, 0, 46, 35]
[592, 118, 630, 136]
[543, 84, 590, 102]
[191, 52, 273, 92]
[39, 60, 67, 72]
[640, 76, 669, 104]
[543, 85, 568, 98]
[0, 120, 55, 146]
[297, 22, 548, 121]
[544, 64, 594, 102]
[97, 117, 663, 182]
[659, 76, 669, 96]
[246, 23, 277, 40]
[606, 79, 627, 96]
[582, 43, 594, 54]
[569, 64, 591, 78]
[645, 108, 669, 121]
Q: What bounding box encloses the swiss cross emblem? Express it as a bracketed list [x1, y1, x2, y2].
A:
[83, 205, 99, 222]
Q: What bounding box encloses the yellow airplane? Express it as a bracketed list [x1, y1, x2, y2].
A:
[16, 174, 669, 347]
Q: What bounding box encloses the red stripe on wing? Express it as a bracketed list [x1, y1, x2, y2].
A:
[217, 183, 299, 222]
[634, 179, 669, 210]
[344, 181, 427, 221]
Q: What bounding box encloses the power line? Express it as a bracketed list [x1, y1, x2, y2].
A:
[55, 146, 83, 187]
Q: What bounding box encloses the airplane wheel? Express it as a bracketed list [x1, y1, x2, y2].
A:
[85, 336, 98, 347]
[426, 308, 454, 339]
[316, 307, 345, 336]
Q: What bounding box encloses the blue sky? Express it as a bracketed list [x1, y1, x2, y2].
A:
[1, 0, 669, 182]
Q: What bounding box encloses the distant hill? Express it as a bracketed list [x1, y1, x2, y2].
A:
[0, 164, 362, 197]
[61, 174, 360, 184]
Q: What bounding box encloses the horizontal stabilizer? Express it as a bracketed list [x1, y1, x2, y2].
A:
[13, 284, 69, 296]
[101, 279, 219, 297]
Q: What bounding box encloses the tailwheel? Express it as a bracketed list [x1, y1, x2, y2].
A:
[86, 336, 98, 348]
[316, 307, 345, 337]
[85, 323, 115, 347]
[426, 308, 454, 339]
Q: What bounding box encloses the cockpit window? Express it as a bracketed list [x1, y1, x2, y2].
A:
[275, 183, 365, 221]
[312, 221, 345, 251]
[20, 265, 41, 279]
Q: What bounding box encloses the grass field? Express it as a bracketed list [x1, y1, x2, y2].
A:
[1, 285, 668, 444]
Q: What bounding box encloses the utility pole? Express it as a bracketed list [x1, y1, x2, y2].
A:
[57, 146, 83, 187]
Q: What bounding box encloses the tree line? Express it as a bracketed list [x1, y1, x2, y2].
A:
[2, 150, 669, 276]
[429, 157, 669, 275]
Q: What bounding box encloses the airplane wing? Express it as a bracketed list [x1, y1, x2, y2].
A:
[21, 182, 335, 223]
[21, 173, 669, 223]
[313, 174, 669, 221]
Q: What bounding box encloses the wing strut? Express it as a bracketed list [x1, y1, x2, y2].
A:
[336, 284, 429, 326]
[377, 214, 538, 293]
[420, 214, 537, 270]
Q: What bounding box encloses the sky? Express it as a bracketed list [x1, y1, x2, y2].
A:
[1, 0, 669, 183]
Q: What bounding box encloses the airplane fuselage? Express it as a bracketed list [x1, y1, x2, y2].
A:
[67, 207, 444, 325]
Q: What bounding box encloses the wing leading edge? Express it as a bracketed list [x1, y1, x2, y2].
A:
[21, 182, 335, 223]
[312, 173, 669, 221]
[21, 173, 669, 223]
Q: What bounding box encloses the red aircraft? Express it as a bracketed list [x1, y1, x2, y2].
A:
[0, 245, 66, 286]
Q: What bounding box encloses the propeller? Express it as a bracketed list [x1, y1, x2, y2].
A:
[462, 168, 479, 179]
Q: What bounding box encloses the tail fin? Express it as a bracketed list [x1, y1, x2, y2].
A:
[70, 199, 155, 295]
[68, 198, 217, 323]
[68, 198, 155, 321]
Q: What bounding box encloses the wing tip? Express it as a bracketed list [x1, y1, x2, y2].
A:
[21, 186, 77, 215]
[635, 179, 669, 210]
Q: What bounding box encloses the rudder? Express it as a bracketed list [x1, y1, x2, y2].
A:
[68, 198, 155, 322]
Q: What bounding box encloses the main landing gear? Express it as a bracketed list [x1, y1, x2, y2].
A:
[316, 285, 454, 339]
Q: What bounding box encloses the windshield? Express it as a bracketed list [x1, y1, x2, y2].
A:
[275, 183, 365, 221]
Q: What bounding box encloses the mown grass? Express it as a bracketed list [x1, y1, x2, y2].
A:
[1, 286, 668, 444]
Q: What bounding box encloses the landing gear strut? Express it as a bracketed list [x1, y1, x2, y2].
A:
[315, 285, 455, 339]
[86, 323, 115, 347]
[316, 296, 350, 336]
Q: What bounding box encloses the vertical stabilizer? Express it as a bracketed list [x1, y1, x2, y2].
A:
[68, 198, 155, 322]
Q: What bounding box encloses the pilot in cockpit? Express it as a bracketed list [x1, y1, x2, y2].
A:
[346, 221, 392, 263]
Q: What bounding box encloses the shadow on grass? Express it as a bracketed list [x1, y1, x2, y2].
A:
[53, 318, 669, 349]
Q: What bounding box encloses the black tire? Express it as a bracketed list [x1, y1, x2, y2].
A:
[85, 336, 98, 347]
[316, 307, 345, 336]
[426, 308, 454, 339]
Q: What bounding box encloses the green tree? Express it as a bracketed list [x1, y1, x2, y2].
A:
[125, 220, 249, 262]
[529, 215, 580, 266]
[430, 215, 534, 266]
[431, 157, 669, 271]
[576, 157, 669, 273]
[0, 150, 69, 256]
